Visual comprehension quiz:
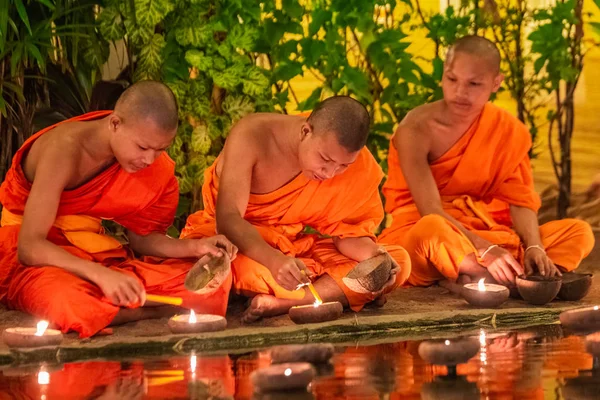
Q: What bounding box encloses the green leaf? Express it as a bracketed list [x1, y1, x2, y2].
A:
[227, 25, 258, 52]
[98, 7, 126, 41]
[125, 19, 154, 48]
[309, 8, 331, 36]
[533, 56, 546, 74]
[432, 57, 444, 81]
[212, 63, 245, 91]
[185, 50, 213, 70]
[135, 0, 174, 27]
[134, 33, 165, 81]
[273, 61, 303, 82]
[25, 42, 45, 70]
[222, 94, 255, 123]
[282, 0, 304, 19]
[342, 66, 371, 101]
[174, 23, 212, 47]
[300, 38, 326, 67]
[243, 67, 270, 97]
[191, 124, 211, 154]
[36, 0, 56, 10]
[297, 87, 322, 111]
[14, 0, 32, 35]
[0, 0, 9, 52]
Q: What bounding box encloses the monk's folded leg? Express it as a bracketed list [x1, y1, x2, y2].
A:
[6, 265, 120, 338]
[539, 219, 595, 272]
[400, 214, 479, 287]
[123, 258, 233, 316]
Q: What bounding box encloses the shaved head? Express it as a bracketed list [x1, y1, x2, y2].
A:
[307, 96, 370, 152]
[114, 80, 178, 132]
[446, 35, 501, 74]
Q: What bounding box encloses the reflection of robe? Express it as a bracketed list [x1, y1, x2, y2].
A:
[182, 148, 411, 311]
[0, 111, 228, 338]
[379, 103, 594, 286]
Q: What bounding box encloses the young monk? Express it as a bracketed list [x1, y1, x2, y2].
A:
[0, 81, 236, 338]
[379, 35, 594, 287]
[181, 96, 411, 322]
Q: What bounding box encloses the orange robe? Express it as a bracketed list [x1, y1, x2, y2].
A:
[181, 148, 411, 311]
[0, 111, 230, 338]
[379, 103, 594, 286]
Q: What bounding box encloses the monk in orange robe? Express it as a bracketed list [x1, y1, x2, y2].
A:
[379, 35, 594, 287]
[0, 81, 236, 338]
[182, 96, 411, 321]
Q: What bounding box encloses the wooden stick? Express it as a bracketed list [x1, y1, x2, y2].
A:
[146, 294, 183, 306]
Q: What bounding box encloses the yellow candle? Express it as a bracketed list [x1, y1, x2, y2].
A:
[307, 283, 323, 305]
[146, 294, 183, 306]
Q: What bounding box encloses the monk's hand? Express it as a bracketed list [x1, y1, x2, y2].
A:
[479, 245, 524, 287]
[524, 246, 561, 277]
[190, 235, 238, 261]
[95, 269, 146, 307]
[272, 256, 313, 291]
[374, 246, 400, 294]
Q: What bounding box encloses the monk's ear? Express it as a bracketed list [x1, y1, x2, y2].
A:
[108, 114, 122, 133]
[492, 73, 504, 93]
[300, 122, 313, 141]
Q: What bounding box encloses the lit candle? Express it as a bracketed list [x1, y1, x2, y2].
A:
[461, 278, 509, 308]
[35, 321, 49, 337]
[2, 321, 63, 349]
[478, 278, 486, 292]
[289, 301, 343, 324]
[188, 310, 197, 324]
[168, 312, 226, 334]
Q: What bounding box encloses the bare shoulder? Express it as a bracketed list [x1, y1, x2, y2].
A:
[223, 113, 276, 153]
[394, 102, 441, 150]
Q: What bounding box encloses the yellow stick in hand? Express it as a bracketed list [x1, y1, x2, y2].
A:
[146, 294, 183, 306]
[300, 270, 323, 304]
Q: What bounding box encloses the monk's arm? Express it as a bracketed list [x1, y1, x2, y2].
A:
[333, 237, 380, 262]
[127, 230, 236, 259]
[17, 144, 144, 306]
[395, 128, 491, 252]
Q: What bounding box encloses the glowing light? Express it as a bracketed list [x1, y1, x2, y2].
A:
[478, 278, 487, 292]
[444, 340, 450, 346]
[594, 306, 599, 311]
[284, 368, 292, 376]
[190, 354, 197, 374]
[35, 321, 49, 337]
[479, 329, 487, 346]
[38, 371, 50, 385]
[188, 310, 197, 323]
[313, 300, 322, 308]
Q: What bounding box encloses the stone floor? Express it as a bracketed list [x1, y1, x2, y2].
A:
[0, 241, 598, 366]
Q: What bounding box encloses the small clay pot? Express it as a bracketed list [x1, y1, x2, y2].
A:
[461, 283, 509, 308]
[168, 314, 227, 334]
[559, 306, 600, 332]
[250, 362, 315, 392]
[2, 328, 63, 349]
[270, 343, 334, 364]
[185, 253, 231, 295]
[558, 273, 593, 301]
[417, 337, 480, 366]
[516, 275, 562, 305]
[342, 254, 392, 293]
[289, 302, 343, 324]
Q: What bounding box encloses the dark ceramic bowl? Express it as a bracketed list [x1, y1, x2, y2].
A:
[516, 275, 562, 305]
[558, 273, 593, 301]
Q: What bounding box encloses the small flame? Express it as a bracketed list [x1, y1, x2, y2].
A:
[38, 371, 50, 385]
[188, 310, 197, 324]
[35, 321, 49, 337]
[313, 300, 322, 308]
[444, 340, 450, 346]
[595, 306, 599, 311]
[477, 278, 487, 292]
[190, 354, 197, 374]
[284, 368, 292, 376]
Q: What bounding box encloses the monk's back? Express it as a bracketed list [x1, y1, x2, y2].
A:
[216, 113, 306, 194]
[22, 120, 114, 190]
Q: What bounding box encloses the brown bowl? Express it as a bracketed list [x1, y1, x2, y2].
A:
[168, 314, 227, 334]
[270, 343, 334, 364]
[2, 328, 63, 349]
[461, 283, 509, 308]
[560, 306, 600, 332]
[289, 302, 343, 324]
[558, 273, 593, 301]
[418, 337, 480, 366]
[250, 362, 315, 392]
[342, 254, 392, 293]
[516, 275, 562, 305]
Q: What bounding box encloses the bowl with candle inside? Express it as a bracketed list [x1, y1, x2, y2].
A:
[2, 321, 63, 349]
[418, 337, 480, 366]
[289, 301, 343, 325]
[461, 278, 509, 308]
[168, 310, 227, 334]
[516, 275, 562, 305]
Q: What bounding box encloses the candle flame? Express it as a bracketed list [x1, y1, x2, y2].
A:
[38, 371, 50, 385]
[477, 278, 486, 292]
[444, 340, 450, 346]
[284, 368, 292, 376]
[595, 306, 599, 311]
[188, 310, 197, 323]
[35, 321, 49, 337]
[313, 299, 322, 308]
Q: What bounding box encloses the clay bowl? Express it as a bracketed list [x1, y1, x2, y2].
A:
[558, 272, 593, 301]
[516, 275, 562, 305]
[250, 362, 315, 392]
[270, 343, 334, 364]
[421, 376, 480, 400]
[559, 306, 600, 333]
[418, 337, 480, 366]
[168, 314, 227, 334]
[289, 302, 343, 324]
[461, 282, 509, 308]
[342, 254, 392, 293]
[3, 327, 63, 349]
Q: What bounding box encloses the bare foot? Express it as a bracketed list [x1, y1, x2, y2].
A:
[241, 294, 292, 324]
[366, 294, 387, 308]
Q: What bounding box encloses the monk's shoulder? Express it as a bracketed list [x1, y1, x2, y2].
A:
[224, 113, 274, 153]
[393, 103, 438, 151]
[25, 124, 80, 172]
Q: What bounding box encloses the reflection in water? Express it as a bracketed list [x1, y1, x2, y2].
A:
[0, 326, 598, 399]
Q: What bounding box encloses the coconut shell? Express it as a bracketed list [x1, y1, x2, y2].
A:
[342, 254, 392, 294]
[288, 302, 343, 324]
[2, 328, 63, 349]
[270, 343, 334, 364]
[168, 314, 227, 334]
[558, 272, 593, 301]
[184, 253, 231, 295]
[516, 275, 562, 305]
